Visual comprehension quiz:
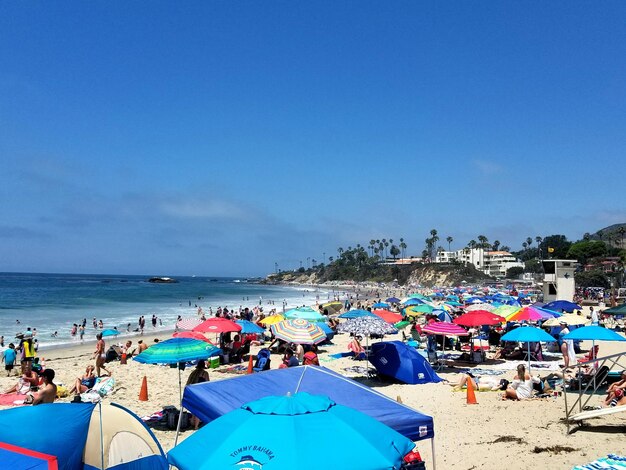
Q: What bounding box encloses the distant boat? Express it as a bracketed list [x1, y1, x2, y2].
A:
[233, 279, 242, 283]
[148, 277, 178, 283]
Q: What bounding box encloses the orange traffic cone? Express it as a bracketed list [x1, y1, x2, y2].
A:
[139, 376, 148, 401]
[247, 355, 254, 374]
[466, 377, 478, 405]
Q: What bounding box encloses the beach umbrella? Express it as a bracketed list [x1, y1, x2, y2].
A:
[176, 317, 203, 331]
[193, 317, 242, 334]
[534, 307, 562, 320]
[270, 319, 326, 345]
[435, 310, 453, 323]
[454, 310, 505, 327]
[505, 306, 544, 322]
[465, 303, 495, 312]
[372, 309, 403, 324]
[500, 326, 556, 371]
[235, 320, 265, 335]
[259, 314, 284, 325]
[284, 307, 326, 322]
[337, 317, 398, 343]
[562, 325, 626, 342]
[394, 320, 411, 330]
[405, 304, 434, 316]
[173, 331, 214, 343]
[101, 329, 119, 337]
[134, 337, 222, 445]
[603, 303, 626, 315]
[543, 314, 589, 327]
[321, 301, 343, 313]
[445, 300, 464, 307]
[493, 305, 521, 317]
[386, 297, 401, 304]
[339, 309, 376, 319]
[167, 392, 415, 470]
[317, 322, 335, 341]
[543, 300, 582, 313]
[422, 322, 468, 336]
[372, 302, 390, 309]
[402, 298, 424, 307]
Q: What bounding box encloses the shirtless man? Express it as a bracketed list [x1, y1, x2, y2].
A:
[31, 369, 57, 405]
[137, 340, 148, 353]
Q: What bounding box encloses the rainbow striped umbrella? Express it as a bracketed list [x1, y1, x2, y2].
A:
[270, 318, 326, 345]
[405, 304, 434, 316]
[505, 306, 543, 322]
[493, 305, 520, 317]
[422, 322, 469, 336]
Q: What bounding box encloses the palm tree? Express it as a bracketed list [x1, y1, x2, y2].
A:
[619, 227, 625, 248]
[522, 241, 528, 251]
[501, 245, 510, 252]
[535, 236, 543, 258]
[369, 239, 376, 257]
[384, 240, 389, 258]
[492, 240, 501, 251]
[446, 236, 453, 252]
[477, 235, 489, 250]
[468, 240, 477, 249]
[526, 237, 532, 250]
[429, 229, 439, 258]
[399, 237, 406, 258]
[338, 247, 344, 258]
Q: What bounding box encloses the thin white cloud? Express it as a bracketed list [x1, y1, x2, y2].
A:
[471, 159, 504, 175]
[159, 198, 246, 220]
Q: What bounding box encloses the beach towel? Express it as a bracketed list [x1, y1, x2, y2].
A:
[0, 394, 27, 407]
[572, 454, 626, 469]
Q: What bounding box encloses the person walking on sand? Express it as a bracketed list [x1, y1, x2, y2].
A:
[93, 333, 110, 377]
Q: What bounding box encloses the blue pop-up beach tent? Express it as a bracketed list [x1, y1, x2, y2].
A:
[0, 403, 167, 470]
[369, 341, 443, 385]
[182, 365, 434, 442]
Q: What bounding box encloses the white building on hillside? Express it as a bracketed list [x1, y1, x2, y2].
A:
[435, 248, 524, 278]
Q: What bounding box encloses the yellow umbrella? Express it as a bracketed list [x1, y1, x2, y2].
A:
[259, 314, 285, 325]
[494, 305, 520, 317]
[322, 301, 343, 313]
[543, 314, 589, 327]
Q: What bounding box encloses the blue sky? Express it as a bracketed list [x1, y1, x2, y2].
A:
[1, 2, 625, 276]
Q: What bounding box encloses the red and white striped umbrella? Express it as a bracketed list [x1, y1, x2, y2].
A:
[173, 331, 214, 344]
[422, 322, 469, 336]
[176, 318, 203, 331]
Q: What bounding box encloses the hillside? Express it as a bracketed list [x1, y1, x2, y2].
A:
[265, 261, 493, 287]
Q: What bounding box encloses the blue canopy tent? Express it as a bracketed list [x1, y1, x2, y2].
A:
[181, 365, 437, 467]
[369, 341, 442, 385]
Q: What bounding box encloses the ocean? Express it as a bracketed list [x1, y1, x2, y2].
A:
[0, 273, 329, 349]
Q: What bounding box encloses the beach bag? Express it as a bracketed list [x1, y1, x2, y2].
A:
[164, 406, 189, 430]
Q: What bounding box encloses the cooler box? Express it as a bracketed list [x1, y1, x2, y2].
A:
[209, 356, 220, 368]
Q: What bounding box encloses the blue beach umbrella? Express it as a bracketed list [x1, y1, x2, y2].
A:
[339, 309, 376, 319]
[372, 302, 390, 309]
[318, 322, 335, 341]
[167, 392, 415, 470]
[402, 298, 424, 306]
[543, 300, 582, 313]
[235, 320, 265, 335]
[435, 310, 453, 323]
[562, 325, 626, 342]
[284, 307, 326, 322]
[101, 329, 119, 337]
[500, 326, 556, 371]
[386, 297, 401, 304]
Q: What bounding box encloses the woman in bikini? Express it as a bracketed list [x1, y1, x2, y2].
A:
[93, 333, 110, 377]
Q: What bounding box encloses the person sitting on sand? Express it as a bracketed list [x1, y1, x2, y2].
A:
[92, 333, 110, 377]
[281, 349, 299, 368]
[186, 360, 210, 429]
[603, 370, 626, 406]
[303, 350, 319, 366]
[502, 364, 540, 400]
[137, 340, 148, 354]
[69, 365, 97, 396]
[28, 369, 57, 405]
[348, 335, 365, 359]
[3, 360, 39, 395]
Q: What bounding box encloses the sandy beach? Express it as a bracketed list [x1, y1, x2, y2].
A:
[1, 306, 625, 470]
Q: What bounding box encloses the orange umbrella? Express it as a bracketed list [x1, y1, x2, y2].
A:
[372, 309, 403, 324]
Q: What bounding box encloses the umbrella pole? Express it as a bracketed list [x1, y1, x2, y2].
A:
[527, 342, 531, 373]
[174, 366, 184, 447]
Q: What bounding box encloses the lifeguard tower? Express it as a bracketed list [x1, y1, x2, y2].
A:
[542, 259, 577, 302]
